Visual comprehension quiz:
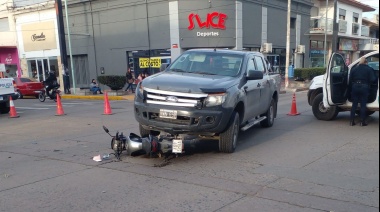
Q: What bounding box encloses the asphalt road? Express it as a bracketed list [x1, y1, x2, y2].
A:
[0, 92, 378, 212]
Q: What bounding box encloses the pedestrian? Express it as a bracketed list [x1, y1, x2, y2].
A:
[90, 79, 103, 95]
[349, 57, 376, 126]
[125, 67, 134, 93]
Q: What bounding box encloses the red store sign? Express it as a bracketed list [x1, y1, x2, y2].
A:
[188, 12, 228, 30]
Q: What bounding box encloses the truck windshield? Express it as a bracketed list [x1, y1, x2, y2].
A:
[168, 51, 244, 77]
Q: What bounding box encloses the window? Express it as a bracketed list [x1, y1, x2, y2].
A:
[310, 40, 325, 49]
[254, 56, 266, 73]
[290, 18, 296, 29]
[0, 18, 10, 32]
[247, 58, 256, 72]
[353, 13, 359, 23]
[339, 9, 346, 20]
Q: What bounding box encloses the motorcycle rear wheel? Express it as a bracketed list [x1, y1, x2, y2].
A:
[38, 93, 46, 102]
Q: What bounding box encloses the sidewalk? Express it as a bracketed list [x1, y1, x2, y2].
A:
[61, 92, 135, 101]
[61, 80, 310, 101]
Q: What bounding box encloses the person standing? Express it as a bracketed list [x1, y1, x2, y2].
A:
[349, 57, 376, 126]
[125, 67, 134, 93]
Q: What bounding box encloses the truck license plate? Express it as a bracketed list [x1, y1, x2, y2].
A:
[172, 140, 183, 153]
[159, 109, 177, 119]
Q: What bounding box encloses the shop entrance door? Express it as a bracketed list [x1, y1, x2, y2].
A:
[27, 58, 58, 82]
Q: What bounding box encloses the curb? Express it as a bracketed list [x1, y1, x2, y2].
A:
[61, 95, 135, 101]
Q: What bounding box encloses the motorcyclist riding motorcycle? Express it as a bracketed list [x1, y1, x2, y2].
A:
[44, 71, 58, 98]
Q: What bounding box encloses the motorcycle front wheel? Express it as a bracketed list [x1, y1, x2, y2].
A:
[38, 93, 46, 102]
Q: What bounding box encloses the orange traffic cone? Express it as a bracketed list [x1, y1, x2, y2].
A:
[103, 92, 113, 115]
[287, 93, 301, 116]
[55, 94, 65, 116]
[9, 96, 20, 118]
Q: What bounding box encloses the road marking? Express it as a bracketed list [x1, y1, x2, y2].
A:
[17, 107, 50, 110]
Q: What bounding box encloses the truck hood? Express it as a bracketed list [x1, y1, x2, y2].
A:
[142, 72, 238, 93]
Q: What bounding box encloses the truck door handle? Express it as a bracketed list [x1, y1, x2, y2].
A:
[257, 83, 261, 88]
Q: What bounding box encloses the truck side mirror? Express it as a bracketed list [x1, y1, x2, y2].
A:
[247, 70, 264, 80]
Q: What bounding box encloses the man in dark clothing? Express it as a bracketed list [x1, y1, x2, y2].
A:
[349, 57, 377, 126]
[44, 71, 58, 98]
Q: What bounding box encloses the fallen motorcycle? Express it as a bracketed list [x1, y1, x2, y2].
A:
[103, 126, 200, 160]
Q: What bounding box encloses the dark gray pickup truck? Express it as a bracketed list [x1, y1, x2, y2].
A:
[134, 49, 281, 153]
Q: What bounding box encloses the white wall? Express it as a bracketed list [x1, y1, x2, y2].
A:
[337, 2, 363, 36]
[15, 9, 60, 58]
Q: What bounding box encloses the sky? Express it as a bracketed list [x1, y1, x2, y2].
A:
[358, 0, 379, 18]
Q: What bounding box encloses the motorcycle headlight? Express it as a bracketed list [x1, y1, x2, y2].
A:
[205, 93, 227, 107]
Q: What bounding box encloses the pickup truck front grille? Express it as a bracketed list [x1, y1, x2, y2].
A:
[144, 88, 208, 107]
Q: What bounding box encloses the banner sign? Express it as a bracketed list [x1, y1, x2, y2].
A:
[139, 58, 162, 68]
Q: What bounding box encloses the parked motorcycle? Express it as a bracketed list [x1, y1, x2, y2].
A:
[38, 84, 61, 102]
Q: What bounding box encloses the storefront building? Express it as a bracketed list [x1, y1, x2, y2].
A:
[14, 8, 63, 85]
[63, 0, 312, 87]
[0, 48, 21, 78]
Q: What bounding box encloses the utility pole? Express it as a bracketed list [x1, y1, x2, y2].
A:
[55, 0, 70, 93]
[285, 0, 291, 88]
[331, 0, 338, 52]
[64, 0, 76, 94]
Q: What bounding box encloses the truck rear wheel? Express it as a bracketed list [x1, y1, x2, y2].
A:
[261, 98, 276, 128]
[139, 124, 160, 138]
[219, 112, 240, 153]
[312, 93, 339, 121]
[0, 102, 10, 114]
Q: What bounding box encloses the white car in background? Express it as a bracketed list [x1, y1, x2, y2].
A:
[0, 78, 18, 114]
[308, 50, 379, 120]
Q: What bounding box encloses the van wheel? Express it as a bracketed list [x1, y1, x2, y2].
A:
[0, 103, 10, 114]
[261, 98, 276, 128]
[219, 112, 240, 153]
[139, 124, 160, 138]
[312, 93, 339, 121]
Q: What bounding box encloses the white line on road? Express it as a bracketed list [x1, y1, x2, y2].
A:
[17, 107, 50, 110]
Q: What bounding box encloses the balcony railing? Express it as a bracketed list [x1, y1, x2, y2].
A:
[352, 23, 360, 35]
[361, 25, 370, 37]
[338, 20, 347, 33]
[310, 17, 333, 33]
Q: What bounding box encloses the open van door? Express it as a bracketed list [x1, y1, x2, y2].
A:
[324, 53, 349, 106]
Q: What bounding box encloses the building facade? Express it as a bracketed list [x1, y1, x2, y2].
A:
[63, 0, 313, 89]
[309, 0, 377, 67]
[0, 0, 21, 78]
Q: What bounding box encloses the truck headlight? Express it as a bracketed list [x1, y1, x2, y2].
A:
[205, 93, 227, 107]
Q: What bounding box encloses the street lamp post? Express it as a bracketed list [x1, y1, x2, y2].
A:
[285, 0, 291, 88]
[64, 0, 76, 94]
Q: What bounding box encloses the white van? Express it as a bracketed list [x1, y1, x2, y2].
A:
[0, 78, 18, 114]
[308, 50, 379, 120]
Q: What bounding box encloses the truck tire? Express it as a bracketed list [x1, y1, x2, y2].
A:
[261, 98, 276, 128]
[219, 112, 240, 153]
[0, 102, 10, 114]
[139, 124, 160, 137]
[312, 93, 339, 121]
[356, 111, 376, 117]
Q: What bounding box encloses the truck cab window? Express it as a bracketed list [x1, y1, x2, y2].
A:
[254, 56, 266, 73]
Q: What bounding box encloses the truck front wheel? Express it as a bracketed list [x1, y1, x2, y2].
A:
[312, 93, 339, 121]
[139, 124, 160, 137]
[219, 112, 240, 153]
[0, 102, 10, 114]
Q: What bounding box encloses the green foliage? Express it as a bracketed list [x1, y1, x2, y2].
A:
[97, 75, 126, 91]
[294, 67, 326, 80]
